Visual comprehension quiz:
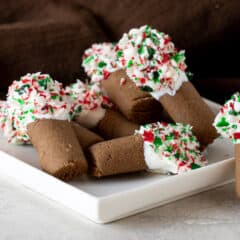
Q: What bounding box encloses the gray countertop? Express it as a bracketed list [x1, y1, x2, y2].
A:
[0, 174, 240, 240]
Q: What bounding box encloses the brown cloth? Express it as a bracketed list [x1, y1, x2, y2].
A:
[0, 0, 240, 103]
[0, 0, 107, 90]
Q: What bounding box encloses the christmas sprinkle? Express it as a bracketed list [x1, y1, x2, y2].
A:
[213, 92, 240, 144]
[136, 122, 206, 174]
[65, 80, 111, 127]
[4, 72, 70, 144]
[117, 25, 188, 99]
[82, 43, 121, 83]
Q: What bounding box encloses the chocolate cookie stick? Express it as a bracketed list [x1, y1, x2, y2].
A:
[28, 119, 87, 180]
[71, 122, 104, 149]
[96, 109, 139, 140]
[89, 135, 146, 177]
[160, 81, 217, 148]
[101, 70, 163, 124]
[5, 73, 88, 180]
[214, 93, 240, 198]
[89, 122, 206, 177]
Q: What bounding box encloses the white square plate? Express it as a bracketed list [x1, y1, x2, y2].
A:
[0, 99, 235, 223]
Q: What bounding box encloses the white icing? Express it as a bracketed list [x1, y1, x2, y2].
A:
[65, 80, 110, 128]
[75, 107, 106, 128]
[136, 122, 206, 174]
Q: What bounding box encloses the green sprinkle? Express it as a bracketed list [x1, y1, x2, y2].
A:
[190, 136, 196, 142]
[150, 33, 160, 45]
[141, 86, 153, 92]
[98, 61, 107, 68]
[166, 133, 174, 141]
[51, 95, 57, 100]
[229, 110, 239, 116]
[138, 45, 144, 54]
[83, 55, 94, 64]
[127, 60, 133, 68]
[152, 71, 160, 83]
[174, 152, 180, 159]
[191, 163, 201, 170]
[75, 105, 82, 113]
[216, 117, 229, 127]
[145, 26, 151, 36]
[172, 52, 185, 63]
[147, 47, 155, 60]
[166, 145, 173, 153]
[154, 136, 162, 147]
[117, 51, 123, 57]
[38, 79, 48, 90]
[17, 99, 24, 105]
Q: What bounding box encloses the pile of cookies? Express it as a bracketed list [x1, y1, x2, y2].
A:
[0, 25, 220, 181]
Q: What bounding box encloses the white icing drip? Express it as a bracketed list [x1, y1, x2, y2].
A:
[150, 70, 188, 100]
[75, 107, 106, 128]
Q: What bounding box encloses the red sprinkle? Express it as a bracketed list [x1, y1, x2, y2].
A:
[22, 79, 30, 84]
[140, 78, 146, 84]
[162, 54, 169, 63]
[234, 132, 240, 139]
[103, 70, 110, 79]
[143, 130, 154, 142]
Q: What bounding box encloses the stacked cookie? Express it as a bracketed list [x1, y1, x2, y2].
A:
[0, 25, 219, 181]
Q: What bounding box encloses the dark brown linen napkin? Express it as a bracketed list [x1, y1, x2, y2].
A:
[0, 0, 108, 91]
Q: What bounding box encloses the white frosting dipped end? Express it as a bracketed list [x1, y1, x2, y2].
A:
[65, 80, 111, 128]
[150, 70, 188, 100]
[144, 142, 180, 174]
[3, 72, 71, 144]
[74, 107, 106, 128]
[136, 122, 206, 174]
[116, 25, 189, 100]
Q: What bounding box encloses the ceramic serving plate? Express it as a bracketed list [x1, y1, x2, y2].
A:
[0, 99, 235, 223]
